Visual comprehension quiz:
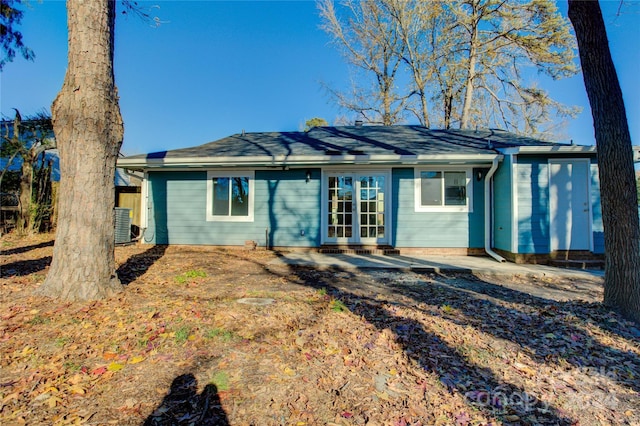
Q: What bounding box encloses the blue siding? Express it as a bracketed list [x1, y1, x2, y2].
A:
[255, 169, 321, 247]
[146, 169, 321, 246]
[144, 160, 604, 253]
[590, 163, 604, 253]
[512, 155, 601, 255]
[493, 156, 513, 251]
[392, 168, 484, 248]
[515, 157, 550, 254]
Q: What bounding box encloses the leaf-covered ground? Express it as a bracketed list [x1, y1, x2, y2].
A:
[1, 233, 639, 425]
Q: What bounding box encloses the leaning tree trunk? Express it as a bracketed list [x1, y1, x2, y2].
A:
[568, 0, 640, 323]
[37, 0, 123, 300]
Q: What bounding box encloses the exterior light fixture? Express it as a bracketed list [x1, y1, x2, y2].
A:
[306, 170, 312, 182]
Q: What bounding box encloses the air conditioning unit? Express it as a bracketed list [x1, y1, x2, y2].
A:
[114, 207, 132, 244]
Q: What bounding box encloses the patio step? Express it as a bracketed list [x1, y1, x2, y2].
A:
[548, 259, 605, 270]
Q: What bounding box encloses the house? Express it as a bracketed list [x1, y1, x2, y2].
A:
[117, 125, 639, 262]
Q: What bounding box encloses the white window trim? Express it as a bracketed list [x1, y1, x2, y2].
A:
[414, 167, 473, 213]
[206, 170, 255, 222]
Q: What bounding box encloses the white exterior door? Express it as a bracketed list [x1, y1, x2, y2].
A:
[323, 171, 390, 245]
[549, 159, 591, 251]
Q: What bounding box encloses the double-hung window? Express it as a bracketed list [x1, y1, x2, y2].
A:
[414, 168, 472, 212]
[206, 171, 254, 222]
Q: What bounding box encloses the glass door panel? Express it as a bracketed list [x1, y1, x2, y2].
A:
[327, 176, 353, 242]
[358, 175, 385, 243]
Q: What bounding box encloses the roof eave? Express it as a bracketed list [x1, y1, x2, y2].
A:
[499, 145, 597, 155]
[117, 153, 502, 170]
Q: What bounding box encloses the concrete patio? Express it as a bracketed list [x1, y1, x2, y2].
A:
[268, 251, 604, 281]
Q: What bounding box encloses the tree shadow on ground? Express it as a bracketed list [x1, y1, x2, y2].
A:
[143, 373, 229, 426]
[409, 272, 640, 342]
[0, 239, 54, 256]
[216, 250, 638, 423]
[117, 245, 167, 285]
[282, 263, 638, 424]
[290, 267, 575, 424]
[385, 272, 640, 392]
[0, 256, 51, 277]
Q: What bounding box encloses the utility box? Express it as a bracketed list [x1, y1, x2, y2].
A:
[114, 207, 132, 244]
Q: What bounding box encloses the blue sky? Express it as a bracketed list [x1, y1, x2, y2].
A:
[1, 0, 638, 156]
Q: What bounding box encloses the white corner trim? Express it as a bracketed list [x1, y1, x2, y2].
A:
[510, 155, 518, 254]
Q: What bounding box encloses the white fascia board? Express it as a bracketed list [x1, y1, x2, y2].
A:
[499, 145, 597, 155]
[117, 153, 502, 169]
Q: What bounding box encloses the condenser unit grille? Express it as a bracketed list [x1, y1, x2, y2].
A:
[114, 207, 132, 244]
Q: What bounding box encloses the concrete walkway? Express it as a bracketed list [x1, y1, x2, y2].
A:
[268, 251, 604, 281]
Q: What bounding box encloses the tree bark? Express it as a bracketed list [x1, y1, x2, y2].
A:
[17, 150, 32, 232]
[568, 0, 640, 323]
[459, 18, 478, 129]
[37, 0, 123, 300]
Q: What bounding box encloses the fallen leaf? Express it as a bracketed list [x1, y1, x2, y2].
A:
[107, 362, 125, 372]
[102, 351, 118, 360]
[91, 366, 107, 376]
[129, 356, 145, 364]
[47, 395, 62, 408]
[68, 384, 85, 395]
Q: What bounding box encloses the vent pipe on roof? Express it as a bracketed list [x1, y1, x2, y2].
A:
[355, 120, 363, 127]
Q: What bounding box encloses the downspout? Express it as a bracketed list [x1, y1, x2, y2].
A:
[485, 157, 506, 262]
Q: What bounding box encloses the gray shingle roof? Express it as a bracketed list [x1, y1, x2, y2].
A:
[125, 126, 560, 161]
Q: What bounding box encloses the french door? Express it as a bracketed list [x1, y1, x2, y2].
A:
[324, 171, 390, 245]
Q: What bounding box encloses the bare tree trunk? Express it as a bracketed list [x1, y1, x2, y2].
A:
[37, 0, 123, 300]
[460, 21, 478, 129]
[568, 0, 640, 323]
[17, 153, 32, 233]
[418, 88, 430, 128]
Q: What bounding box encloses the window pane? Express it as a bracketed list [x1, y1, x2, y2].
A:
[420, 171, 442, 206]
[230, 177, 249, 216]
[212, 178, 230, 215]
[444, 172, 466, 206]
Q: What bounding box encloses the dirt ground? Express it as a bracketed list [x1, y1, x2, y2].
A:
[1, 233, 639, 425]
